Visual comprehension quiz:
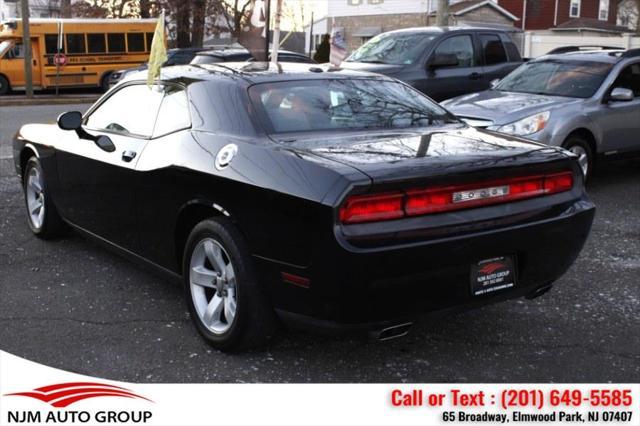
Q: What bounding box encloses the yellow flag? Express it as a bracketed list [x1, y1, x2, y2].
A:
[147, 11, 167, 87]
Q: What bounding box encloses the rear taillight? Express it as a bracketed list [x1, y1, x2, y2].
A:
[339, 192, 404, 224]
[340, 172, 574, 224]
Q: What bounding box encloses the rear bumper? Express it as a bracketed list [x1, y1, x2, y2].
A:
[258, 195, 595, 332]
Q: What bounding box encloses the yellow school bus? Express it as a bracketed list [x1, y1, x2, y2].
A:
[0, 18, 157, 94]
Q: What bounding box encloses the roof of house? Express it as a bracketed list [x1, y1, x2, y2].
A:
[429, 0, 518, 21]
[553, 17, 633, 33]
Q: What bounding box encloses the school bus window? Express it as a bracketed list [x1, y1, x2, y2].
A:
[107, 33, 125, 53]
[45, 34, 61, 54]
[146, 32, 154, 51]
[127, 33, 145, 52]
[66, 33, 86, 54]
[87, 33, 106, 53]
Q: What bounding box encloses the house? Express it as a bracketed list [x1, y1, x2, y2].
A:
[1, 0, 61, 19]
[617, 0, 639, 30]
[499, 0, 628, 33]
[311, 0, 519, 51]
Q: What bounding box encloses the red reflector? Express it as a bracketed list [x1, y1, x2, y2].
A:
[339, 192, 404, 224]
[281, 272, 310, 288]
[340, 171, 574, 224]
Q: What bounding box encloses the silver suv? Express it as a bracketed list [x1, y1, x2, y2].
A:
[442, 49, 640, 177]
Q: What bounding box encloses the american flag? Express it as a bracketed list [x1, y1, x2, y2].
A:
[330, 27, 348, 66]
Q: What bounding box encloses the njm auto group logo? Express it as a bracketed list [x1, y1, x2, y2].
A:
[3, 381, 153, 424]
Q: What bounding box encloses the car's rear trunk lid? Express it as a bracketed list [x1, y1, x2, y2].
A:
[282, 125, 573, 188]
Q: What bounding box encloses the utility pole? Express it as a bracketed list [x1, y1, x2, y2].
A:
[308, 11, 314, 57]
[436, 0, 449, 27]
[271, 0, 282, 64]
[20, 0, 34, 98]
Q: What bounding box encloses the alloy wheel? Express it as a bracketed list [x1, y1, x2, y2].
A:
[189, 238, 237, 334]
[26, 166, 45, 229]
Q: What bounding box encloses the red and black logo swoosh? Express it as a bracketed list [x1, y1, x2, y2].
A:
[478, 262, 506, 275]
[4, 382, 152, 408]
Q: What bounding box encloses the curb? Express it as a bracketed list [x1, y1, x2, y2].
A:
[0, 97, 99, 107]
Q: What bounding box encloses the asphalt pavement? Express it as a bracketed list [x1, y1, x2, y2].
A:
[0, 104, 639, 383]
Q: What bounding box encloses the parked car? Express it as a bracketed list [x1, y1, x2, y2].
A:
[13, 63, 594, 350]
[442, 49, 640, 178]
[108, 47, 210, 87]
[340, 26, 522, 101]
[190, 48, 316, 65]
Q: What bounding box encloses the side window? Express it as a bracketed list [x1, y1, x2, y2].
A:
[145, 32, 154, 51]
[433, 35, 475, 68]
[127, 33, 145, 52]
[153, 86, 191, 137]
[107, 33, 125, 53]
[612, 63, 640, 98]
[87, 34, 106, 53]
[480, 34, 508, 65]
[66, 34, 86, 54]
[45, 34, 61, 54]
[85, 85, 164, 137]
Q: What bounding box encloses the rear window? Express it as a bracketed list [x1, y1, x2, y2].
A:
[249, 79, 456, 134]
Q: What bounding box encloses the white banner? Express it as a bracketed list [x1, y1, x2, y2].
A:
[1, 350, 639, 425]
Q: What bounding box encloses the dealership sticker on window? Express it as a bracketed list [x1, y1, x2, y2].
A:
[470, 256, 516, 296]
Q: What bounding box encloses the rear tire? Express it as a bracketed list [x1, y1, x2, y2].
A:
[23, 156, 67, 239]
[0, 75, 10, 95]
[563, 135, 594, 181]
[100, 72, 112, 92]
[182, 218, 277, 351]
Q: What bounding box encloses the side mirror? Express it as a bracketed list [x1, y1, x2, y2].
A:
[490, 78, 500, 89]
[609, 87, 634, 102]
[95, 135, 116, 152]
[57, 111, 83, 130]
[430, 53, 459, 69]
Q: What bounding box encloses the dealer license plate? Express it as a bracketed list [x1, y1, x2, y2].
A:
[470, 256, 516, 296]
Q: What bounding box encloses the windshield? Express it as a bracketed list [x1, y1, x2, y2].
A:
[0, 40, 13, 58]
[249, 79, 457, 134]
[495, 60, 613, 98]
[346, 32, 437, 65]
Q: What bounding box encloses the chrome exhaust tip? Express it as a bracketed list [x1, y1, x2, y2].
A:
[371, 322, 413, 341]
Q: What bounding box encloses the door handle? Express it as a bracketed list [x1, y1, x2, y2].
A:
[122, 150, 137, 162]
[469, 72, 481, 80]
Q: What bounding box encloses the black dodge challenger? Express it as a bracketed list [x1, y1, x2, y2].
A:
[13, 63, 595, 350]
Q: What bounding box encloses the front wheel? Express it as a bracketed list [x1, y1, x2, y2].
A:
[182, 218, 277, 351]
[563, 136, 594, 181]
[0, 75, 10, 95]
[23, 156, 67, 238]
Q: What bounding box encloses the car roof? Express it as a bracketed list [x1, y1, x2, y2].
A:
[533, 49, 633, 64]
[379, 26, 514, 36]
[123, 62, 394, 86]
[195, 48, 305, 57]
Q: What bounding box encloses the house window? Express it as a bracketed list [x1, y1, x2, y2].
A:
[569, 0, 581, 17]
[599, 0, 609, 20]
